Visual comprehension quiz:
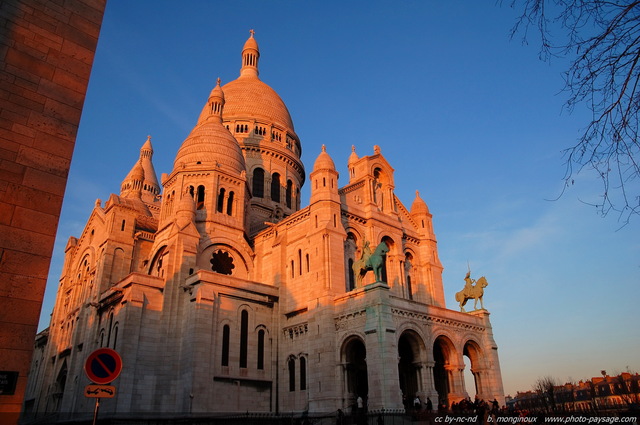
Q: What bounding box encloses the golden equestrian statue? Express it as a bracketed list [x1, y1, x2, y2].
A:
[455, 271, 488, 312]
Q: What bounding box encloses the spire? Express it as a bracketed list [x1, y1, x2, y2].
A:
[121, 159, 145, 199]
[121, 136, 160, 202]
[348, 145, 359, 166]
[240, 29, 260, 77]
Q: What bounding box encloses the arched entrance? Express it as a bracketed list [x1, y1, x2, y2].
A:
[433, 336, 456, 409]
[463, 340, 484, 399]
[398, 330, 425, 408]
[342, 337, 368, 408]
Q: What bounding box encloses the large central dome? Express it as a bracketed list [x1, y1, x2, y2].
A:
[221, 30, 297, 137]
[222, 76, 295, 131]
[219, 31, 305, 235]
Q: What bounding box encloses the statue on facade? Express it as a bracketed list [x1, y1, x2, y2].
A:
[455, 271, 488, 312]
[352, 240, 389, 286]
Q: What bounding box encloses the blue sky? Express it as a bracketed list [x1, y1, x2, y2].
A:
[39, 1, 639, 397]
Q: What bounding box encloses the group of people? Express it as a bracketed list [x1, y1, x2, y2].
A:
[405, 395, 501, 415]
[412, 395, 434, 412]
[449, 397, 502, 416]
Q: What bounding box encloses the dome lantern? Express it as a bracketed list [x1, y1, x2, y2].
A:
[241, 29, 260, 77]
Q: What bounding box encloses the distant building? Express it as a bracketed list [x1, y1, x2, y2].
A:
[23, 32, 504, 422]
[510, 373, 640, 413]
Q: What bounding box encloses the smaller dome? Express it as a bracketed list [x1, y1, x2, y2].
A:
[175, 191, 196, 227]
[174, 79, 246, 175]
[410, 190, 430, 215]
[177, 191, 196, 213]
[243, 30, 259, 51]
[173, 123, 246, 175]
[313, 145, 336, 172]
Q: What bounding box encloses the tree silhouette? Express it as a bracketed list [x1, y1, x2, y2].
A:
[509, 0, 640, 222]
[534, 375, 559, 412]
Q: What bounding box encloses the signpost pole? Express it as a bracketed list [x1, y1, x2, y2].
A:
[92, 397, 100, 425]
[84, 348, 121, 425]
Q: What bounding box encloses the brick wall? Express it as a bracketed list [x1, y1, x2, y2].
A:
[0, 0, 106, 422]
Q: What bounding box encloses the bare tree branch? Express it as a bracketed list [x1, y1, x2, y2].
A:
[507, 0, 640, 223]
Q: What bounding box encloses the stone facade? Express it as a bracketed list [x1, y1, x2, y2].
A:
[23, 32, 504, 420]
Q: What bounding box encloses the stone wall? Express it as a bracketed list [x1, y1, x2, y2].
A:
[0, 0, 106, 422]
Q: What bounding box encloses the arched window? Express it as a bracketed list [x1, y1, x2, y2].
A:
[271, 173, 281, 203]
[149, 246, 168, 277]
[221, 325, 230, 366]
[252, 168, 264, 198]
[298, 249, 302, 276]
[405, 252, 414, 300]
[257, 329, 265, 370]
[106, 312, 114, 347]
[112, 324, 118, 350]
[300, 356, 307, 390]
[240, 310, 248, 368]
[288, 357, 296, 391]
[286, 180, 293, 208]
[196, 185, 205, 210]
[226, 191, 234, 216]
[217, 188, 225, 213]
[348, 259, 355, 291]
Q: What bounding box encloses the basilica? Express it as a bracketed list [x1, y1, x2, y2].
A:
[23, 32, 504, 419]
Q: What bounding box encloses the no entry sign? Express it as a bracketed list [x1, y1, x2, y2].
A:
[84, 348, 122, 385]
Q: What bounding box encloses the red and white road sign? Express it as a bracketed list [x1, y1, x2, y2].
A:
[84, 348, 122, 385]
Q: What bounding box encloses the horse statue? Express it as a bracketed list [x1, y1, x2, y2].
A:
[352, 241, 389, 286]
[455, 276, 488, 312]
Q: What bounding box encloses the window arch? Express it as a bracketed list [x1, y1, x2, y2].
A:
[288, 357, 296, 392]
[217, 188, 225, 213]
[300, 356, 307, 390]
[226, 191, 234, 216]
[221, 325, 230, 366]
[380, 236, 394, 283]
[286, 180, 293, 208]
[196, 185, 205, 210]
[149, 246, 168, 277]
[257, 329, 265, 370]
[345, 232, 358, 291]
[111, 323, 119, 350]
[240, 310, 248, 368]
[271, 173, 281, 202]
[252, 168, 265, 198]
[405, 252, 414, 300]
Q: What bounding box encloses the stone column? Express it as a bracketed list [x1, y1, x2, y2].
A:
[362, 282, 403, 411]
[423, 360, 439, 401]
